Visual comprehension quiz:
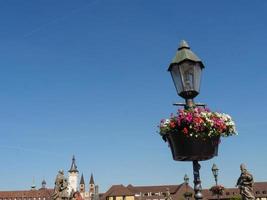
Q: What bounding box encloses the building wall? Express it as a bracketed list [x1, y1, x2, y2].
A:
[107, 196, 134, 200]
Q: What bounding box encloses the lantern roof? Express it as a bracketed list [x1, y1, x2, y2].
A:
[168, 40, 204, 71]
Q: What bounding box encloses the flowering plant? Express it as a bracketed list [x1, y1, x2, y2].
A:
[159, 107, 237, 138]
[210, 185, 225, 195]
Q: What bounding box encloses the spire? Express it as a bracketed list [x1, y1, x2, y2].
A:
[69, 155, 79, 173]
[80, 173, 85, 185]
[178, 40, 190, 50]
[89, 173, 95, 184]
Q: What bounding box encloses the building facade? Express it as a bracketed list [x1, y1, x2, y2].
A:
[101, 182, 267, 200]
[0, 156, 99, 200]
[67, 156, 99, 200]
[0, 180, 53, 200]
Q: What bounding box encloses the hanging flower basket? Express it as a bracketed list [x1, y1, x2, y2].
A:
[159, 107, 237, 161]
[163, 132, 219, 161]
[210, 185, 225, 195]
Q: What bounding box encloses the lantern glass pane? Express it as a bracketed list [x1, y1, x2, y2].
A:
[170, 61, 202, 99]
[179, 62, 201, 91]
[214, 169, 218, 176]
[193, 63, 202, 93]
[179, 61, 202, 98]
[170, 64, 183, 95]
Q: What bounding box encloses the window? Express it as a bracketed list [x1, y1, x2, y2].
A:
[263, 191, 267, 194]
[226, 192, 230, 195]
[256, 191, 260, 194]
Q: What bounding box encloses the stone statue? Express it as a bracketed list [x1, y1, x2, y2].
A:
[236, 164, 255, 200]
[52, 170, 70, 200]
[164, 188, 173, 200]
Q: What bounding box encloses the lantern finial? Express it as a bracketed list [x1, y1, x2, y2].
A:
[178, 40, 190, 50]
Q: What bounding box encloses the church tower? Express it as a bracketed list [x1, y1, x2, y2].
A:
[68, 155, 79, 194]
[80, 173, 85, 194]
[89, 174, 95, 200]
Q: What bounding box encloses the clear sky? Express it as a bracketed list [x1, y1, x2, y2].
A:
[0, 0, 267, 193]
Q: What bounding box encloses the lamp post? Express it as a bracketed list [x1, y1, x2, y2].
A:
[184, 174, 192, 200]
[184, 174, 189, 185]
[212, 164, 219, 186]
[211, 164, 220, 200]
[168, 40, 205, 200]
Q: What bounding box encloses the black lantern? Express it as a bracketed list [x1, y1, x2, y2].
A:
[212, 163, 219, 185]
[168, 40, 204, 107]
[184, 174, 189, 185]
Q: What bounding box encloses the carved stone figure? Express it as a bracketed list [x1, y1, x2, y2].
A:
[52, 170, 70, 200]
[236, 164, 255, 200]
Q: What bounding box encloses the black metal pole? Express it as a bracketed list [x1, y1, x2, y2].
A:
[193, 160, 203, 200]
[216, 180, 219, 200]
[216, 179, 219, 200]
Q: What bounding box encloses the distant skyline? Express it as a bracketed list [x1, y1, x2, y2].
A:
[0, 0, 267, 193]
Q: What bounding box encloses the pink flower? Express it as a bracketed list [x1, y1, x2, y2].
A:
[186, 114, 193, 122]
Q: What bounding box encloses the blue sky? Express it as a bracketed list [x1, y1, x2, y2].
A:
[0, 0, 267, 192]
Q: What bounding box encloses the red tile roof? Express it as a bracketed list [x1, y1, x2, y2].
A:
[0, 188, 53, 200]
[127, 184, 182, 194]
[101, 185, 134, 200]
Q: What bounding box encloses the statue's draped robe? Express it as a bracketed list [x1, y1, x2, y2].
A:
[52, 172, 69, 200]
[237, 171, 255, 200]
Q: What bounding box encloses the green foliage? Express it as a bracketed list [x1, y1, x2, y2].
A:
[229, 195, 242, 200]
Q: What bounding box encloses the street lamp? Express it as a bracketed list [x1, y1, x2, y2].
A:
[184, 174, 189, 185]
[211, 164, 220, 200]
[211, 163, 219, 186]
[168, 40, 204, 109]
[183, 174, 192, 200]
[168, 40, 205, 200]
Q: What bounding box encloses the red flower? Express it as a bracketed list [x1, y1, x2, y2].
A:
[183, 127, 188, 135]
